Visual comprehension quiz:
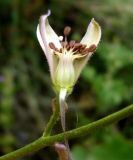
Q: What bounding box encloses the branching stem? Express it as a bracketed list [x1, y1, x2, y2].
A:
[0, 104, 133, 160]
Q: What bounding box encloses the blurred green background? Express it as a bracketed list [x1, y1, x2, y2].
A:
[0, 0, 133, 159]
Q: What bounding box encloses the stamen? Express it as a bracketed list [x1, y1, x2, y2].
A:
[66, 44, 70, 50]
[74, 43, 82, 48]
[61, 41, 68, 48]
[49, 42, 60, 52]
[63, 26, 71, 37]
[64, 26, 71, 42]
[73, 43, 82, 51]
[80, 44, 86, 50]
[49, 42, 56, 50]
[69, 40, 75, 48]
[82, 44, 96, 54]
[55, 47, 60, 52]
[87, 44, 96, 52]
[79, 44, 86, 52]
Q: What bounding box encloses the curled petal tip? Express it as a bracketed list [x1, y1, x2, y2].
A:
[81, 18, 101, 47]
[47, 9, 51, 16]
[91, 18, 101, 31]
[94, 19, 101, 30]
[40, 10, 51, 21]
[91, 18, 95, 21]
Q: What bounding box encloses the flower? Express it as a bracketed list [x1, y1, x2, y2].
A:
[37, 11, 101, 152]
[36, 10, 101, 97]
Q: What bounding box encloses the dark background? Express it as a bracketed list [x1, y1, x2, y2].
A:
[0, 0, 133, 159]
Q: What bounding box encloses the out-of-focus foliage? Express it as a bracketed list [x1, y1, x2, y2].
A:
[82, 42, 133, 112]
[72, 133, 133, 160]
[0, 0, 133, 159]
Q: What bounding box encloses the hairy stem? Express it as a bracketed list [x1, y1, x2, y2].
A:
[0, 104, 133, 160]
[43, 98, 60, 136]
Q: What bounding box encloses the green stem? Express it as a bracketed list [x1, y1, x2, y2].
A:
[0, 104, 133, 160]
[43, 98, 60, 136]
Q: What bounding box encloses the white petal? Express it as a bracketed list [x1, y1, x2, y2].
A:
[73, 19, 101, 82]
[38, 10, 61, 51]
[80, 18, 101, 47]
[74, 53, 92, 82]
[36, 10, 61, 79]
[37, 24, 45, 52]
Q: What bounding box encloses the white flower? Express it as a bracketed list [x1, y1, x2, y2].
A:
[36, 10, 101, 96]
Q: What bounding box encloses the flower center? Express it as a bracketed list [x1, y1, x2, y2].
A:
[49, 26, 96, 56]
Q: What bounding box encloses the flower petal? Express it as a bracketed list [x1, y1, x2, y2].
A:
[36, 10, 61, 79]
[74, 54, 92, 82]
[73, 19, 101, 82]
[80, 18, 101, 47]
[37, 24, 45, 52]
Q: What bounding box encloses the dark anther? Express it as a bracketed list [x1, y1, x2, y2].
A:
[49, 42, 60, 52]
[74, 43, 82, 48]
[55, 47, 60, 52]
[64, 26, 71, 37]
[88, 44, 96, 52]
[61, 41, 68, 48]
[69, 40, 75, 48]
[80, 44, 86, 50]
[79, 44, 86, 52]
[82, 44, 96, 54]
[49, 42, 56, 50]
[73, 43, 82, 51]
